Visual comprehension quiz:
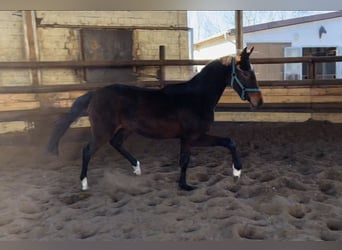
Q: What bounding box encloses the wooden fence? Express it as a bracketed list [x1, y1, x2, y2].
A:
[1, 47, 342, 135]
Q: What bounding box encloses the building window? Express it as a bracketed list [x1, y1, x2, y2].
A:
[302, 47, 336, 79]
[284, 46, 342, 80]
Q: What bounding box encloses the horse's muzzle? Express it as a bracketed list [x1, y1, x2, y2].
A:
[248, 92, 263, 109]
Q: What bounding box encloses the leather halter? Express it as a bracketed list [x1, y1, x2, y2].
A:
[230, 57, 261, 101]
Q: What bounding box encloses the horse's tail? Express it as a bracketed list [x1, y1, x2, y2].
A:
[47, 91, 93, 155]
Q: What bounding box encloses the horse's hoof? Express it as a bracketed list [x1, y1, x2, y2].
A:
[233, 176, 240, 183]
[179, 184, 196, 191]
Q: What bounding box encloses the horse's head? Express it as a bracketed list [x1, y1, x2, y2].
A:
[230, 47, 263, 108]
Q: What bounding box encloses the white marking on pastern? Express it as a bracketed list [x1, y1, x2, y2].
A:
[133, 161, 141, 175]
[81, 177, 89, 191]
[232, 164, 241, 178]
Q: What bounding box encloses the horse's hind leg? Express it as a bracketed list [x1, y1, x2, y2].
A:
[110, 129, 141, 175]
[80, 134, 106, 191]
[80, 143, 92, 190]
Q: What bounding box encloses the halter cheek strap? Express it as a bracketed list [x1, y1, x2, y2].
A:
[230, 57, 261, 101]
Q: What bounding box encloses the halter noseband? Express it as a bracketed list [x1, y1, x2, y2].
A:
[230, 57, 261, 101]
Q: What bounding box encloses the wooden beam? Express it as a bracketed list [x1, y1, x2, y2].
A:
[0, 56, 342, 69]
[215, 111, 312, 122]
[311, 113, 342, 123]
[214, 111, 342, 123]
[37, 23, 191, 31]
[251, 56, 342, 64]
[0, 81, 181, 94]
[0, 121, 34, 134]
[0, 60, 209, 69]
[311, 86, 342, 95]
[193, 33, 228, 51]
[23, 10, 40, 85]
[70, 117, 90, 128]
[0, 94, 40, 111]
[235, 10, 243, 53]
[158, 45, 166, 87]
[1, 80, 342, 96]
[3, 111, 342, 135]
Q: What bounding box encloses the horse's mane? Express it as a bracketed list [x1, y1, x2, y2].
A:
[162, 58, 231, 96]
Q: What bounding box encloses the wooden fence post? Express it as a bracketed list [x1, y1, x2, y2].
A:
[23, 10, 40, 86]
[235, 10, 243, 53]
[22, 10, 44, 144]
[308, 59, 316, 80]
[159, 45, 166, 87]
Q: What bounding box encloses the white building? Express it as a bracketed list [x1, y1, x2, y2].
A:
[194, 11, 342, 80]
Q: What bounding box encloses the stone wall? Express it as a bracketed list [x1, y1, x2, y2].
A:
[0, 11, 30, 86]
[35, 11, 192, 85]
[0, 11, 192, 86]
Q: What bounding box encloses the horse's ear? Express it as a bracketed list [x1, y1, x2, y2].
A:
[240, 47, 254, 59]
[241, 47, 248, 55]
[249, 46, 254, 55]
[239, 47, 253, 69]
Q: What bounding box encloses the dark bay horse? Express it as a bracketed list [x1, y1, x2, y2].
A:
[47, 47, 263, 191]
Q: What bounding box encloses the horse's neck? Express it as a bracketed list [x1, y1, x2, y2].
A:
[194, 61, 231, 108]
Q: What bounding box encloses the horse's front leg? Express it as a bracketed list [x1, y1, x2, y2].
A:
[193, 134, 242, 181]
[178, 139, 196, 191]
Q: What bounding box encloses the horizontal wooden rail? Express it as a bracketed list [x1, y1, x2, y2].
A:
[0, 60, 209, 69]
[1, 79, 342, 94]
[251, 56, 342, 64]
[0, 81, 183, 94]
[0, 56, 342, 69]
[2, 103, 342, 123]
[37, 24, 192, 31]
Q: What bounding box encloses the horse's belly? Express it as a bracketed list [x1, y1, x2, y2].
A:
[135, 119, 182, 139]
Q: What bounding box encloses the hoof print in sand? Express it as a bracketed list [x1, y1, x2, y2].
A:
[188, 192, 210, 203]
[320, 231, 339, 241]
[326, 220, 342, 231]
[195, 172, 210, 183]
[282, 177, 307, 191]
[238, 225, 266, 240]
[259, 173, 276, 182]
[59, 193, 91, 206]
[72, 223, 98, 239]
[18, 202, 41, 215]
[318, 181, 337, 196]
[288, 205, 306, 219]
[0, 215, 14, 227]
[235, 186, 265, 199]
